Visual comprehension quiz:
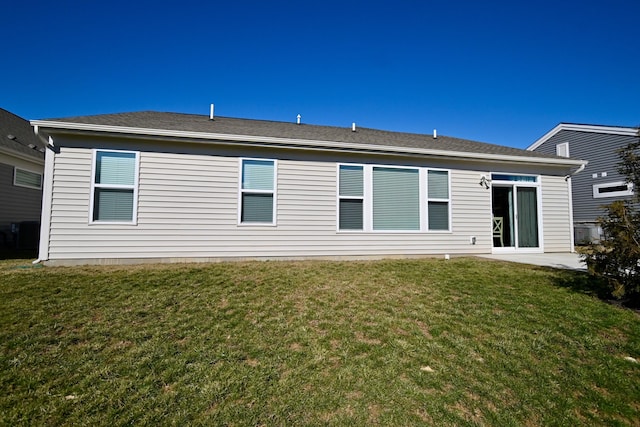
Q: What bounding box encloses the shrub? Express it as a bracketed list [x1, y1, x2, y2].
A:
[582, 134, 640, 306]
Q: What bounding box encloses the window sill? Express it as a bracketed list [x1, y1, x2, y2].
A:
[89, 221, 138, 226]
[337, 230, 453, 234]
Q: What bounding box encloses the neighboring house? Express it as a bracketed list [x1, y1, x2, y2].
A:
[528, 123, 640, 243]
[31, 111, 586, 265]
[0, 108, 44, 251]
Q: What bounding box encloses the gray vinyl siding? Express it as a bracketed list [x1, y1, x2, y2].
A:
[541, 175, 572, 252]
[46, 143, 500, 261]
[532, 130, 638, 223]
[0, 161, 43, 241]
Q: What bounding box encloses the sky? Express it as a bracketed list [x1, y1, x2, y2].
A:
[2, 0, 639, 149]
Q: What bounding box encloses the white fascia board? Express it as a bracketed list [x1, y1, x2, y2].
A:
[0, 146, 45, 166]
[528, 123, 639, 151]
[31, 120, 586, 168]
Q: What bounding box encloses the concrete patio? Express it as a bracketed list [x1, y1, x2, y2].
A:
[477, 252, 586, 271]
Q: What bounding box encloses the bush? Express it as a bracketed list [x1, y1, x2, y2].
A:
[582, 135, 640, 306]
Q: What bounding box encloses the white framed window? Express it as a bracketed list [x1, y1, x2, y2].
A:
[338, 164, 364, 230]
[337, 164, 451, 232]
[90, 150, 139, 224]
[372, 166, 420, 231]
[239, 158, 277, 225]
[556, 142, 569, 157]
[593, 181, 633, 199]
[427, 169, 450, 231]
[14, 167, 42, 190]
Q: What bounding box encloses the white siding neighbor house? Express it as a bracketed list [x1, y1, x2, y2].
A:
[528, 123, 639, 243]
[31, 111, 587, 265]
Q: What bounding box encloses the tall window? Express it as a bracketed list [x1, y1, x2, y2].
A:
[373, 167, 420, 230]
[240, 159, 276, 224]
[427, 170, 450, 231]
[91, 150, 138, 223]
[338, 165, 364, 230]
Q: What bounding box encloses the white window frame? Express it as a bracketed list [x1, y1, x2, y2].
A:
[238, 158, 277, 226]
[426, 168, 452, 232]
[593, 181, 634, 199]
[13, 167, 42, 190]
[490, 172, 544, 253]
[89, 149, 140, 225]
[336, 163, 452, 233]
[337, 163, 365, 232]
[371, 164, 422, 233]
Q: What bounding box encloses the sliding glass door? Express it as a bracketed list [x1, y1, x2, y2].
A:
[491, 174, 541, 252]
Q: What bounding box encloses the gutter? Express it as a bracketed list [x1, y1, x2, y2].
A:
[31, 120, 586, 169]
[566, 162, 586, 180]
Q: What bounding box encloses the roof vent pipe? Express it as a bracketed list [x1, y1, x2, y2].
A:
[297, 114, 301, 125]
[209, 104, 215, 120]
[352, 122, 356, 132]
[433, 129, 437, 139]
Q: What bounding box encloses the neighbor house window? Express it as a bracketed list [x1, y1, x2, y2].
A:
[91, 150, 139, 223]
[14, 167, 42, 190]
[338, 165, 364, 230]
[337, 164, 451, 232]
[240, 159, 276, 224]
[593, 181, 633, 199]
[372, 167, 420, 230]
[427, 170, 450, 231]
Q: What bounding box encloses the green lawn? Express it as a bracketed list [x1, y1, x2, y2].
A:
[1, 258, 639, 426]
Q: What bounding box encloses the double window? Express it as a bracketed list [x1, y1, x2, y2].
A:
[240, 159, 276, 224]
[338, 164, 450, 232]
[90, 150, 139, 223]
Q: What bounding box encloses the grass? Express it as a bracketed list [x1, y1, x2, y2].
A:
[1, 258, 639, 426]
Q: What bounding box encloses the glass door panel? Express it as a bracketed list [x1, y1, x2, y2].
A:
[516, 187, 538, 248]
[492, 186, 514, 247]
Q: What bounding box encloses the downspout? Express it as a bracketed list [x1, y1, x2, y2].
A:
[32, 128, 55, 264]
[565, 162, 587, 253]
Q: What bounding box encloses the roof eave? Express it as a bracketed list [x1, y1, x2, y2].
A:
[0, 145, 45, 165]
[31, 120, 586, 168]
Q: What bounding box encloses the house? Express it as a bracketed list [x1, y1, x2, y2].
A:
[0, 108, 45, 252]
[528, 123, 640, 243]
[30, 111, 586, 265]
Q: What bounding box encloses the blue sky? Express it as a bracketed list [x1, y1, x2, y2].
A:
[2, 0, 638, 149]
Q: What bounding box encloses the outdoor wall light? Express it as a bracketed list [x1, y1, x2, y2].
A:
[479, 175, 491, 189]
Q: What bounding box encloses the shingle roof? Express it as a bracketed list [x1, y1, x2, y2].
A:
[43, 110, 564, 160]
[0, 108, 45, 161]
